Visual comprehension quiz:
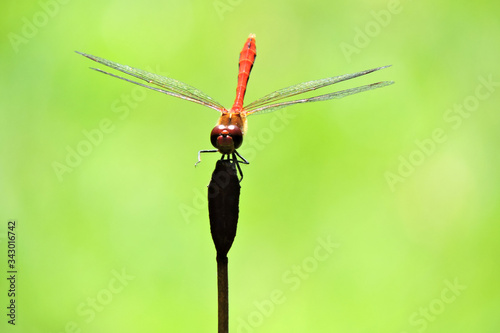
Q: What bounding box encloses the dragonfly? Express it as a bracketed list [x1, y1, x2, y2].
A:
[77, 34, 393, 180]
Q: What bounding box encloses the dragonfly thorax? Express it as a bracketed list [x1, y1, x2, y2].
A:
[210, 124, 243, 154]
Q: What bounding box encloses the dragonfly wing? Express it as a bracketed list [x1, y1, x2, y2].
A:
[77, 51, 226, 112]
[89, 68, 225, 112]
[245, 80, 394, 115]
[243, 66, 391, 111]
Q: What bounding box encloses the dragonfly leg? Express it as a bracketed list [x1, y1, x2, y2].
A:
[231, 151, 249, 182]
[216, 153, 240, 180]
[196, 150, 248, 182]
[195, 149, 218, 167]
[234, 150, 249, 165]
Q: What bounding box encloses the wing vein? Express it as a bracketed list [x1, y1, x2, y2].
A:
[245, 81, 394, 115]
[243, 66, 391, 112]
[77, 51, 225, 111]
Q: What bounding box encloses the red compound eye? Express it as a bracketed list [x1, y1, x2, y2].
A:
[210, 125, 243, 153]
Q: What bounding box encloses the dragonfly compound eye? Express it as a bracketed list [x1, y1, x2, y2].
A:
[210, 125, 243, 153]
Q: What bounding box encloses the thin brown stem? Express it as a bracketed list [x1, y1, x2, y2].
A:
[217, 254, 229, 333]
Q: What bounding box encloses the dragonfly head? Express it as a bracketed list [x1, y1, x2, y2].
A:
[210, 124, 243, 154]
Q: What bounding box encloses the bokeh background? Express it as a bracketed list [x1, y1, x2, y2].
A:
[1, 0, 499, 332]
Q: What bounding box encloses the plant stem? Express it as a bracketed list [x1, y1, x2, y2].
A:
[217, 254, 229, 333]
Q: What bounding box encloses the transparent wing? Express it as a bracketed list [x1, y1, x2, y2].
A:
[76, 51, 226, 112]
[243, 66, 392, 115]
[244, 81, 394, 115]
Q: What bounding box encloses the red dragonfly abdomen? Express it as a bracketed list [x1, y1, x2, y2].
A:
[231, 34, 257, 113]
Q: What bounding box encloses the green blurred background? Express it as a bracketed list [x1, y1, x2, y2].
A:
[1, 0, 499, 332]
